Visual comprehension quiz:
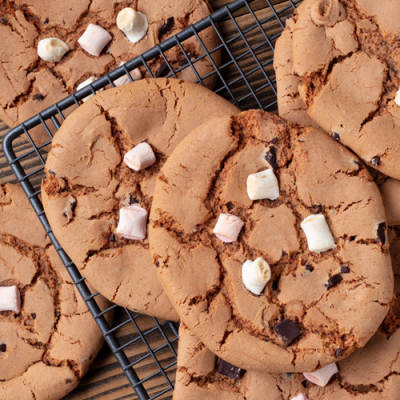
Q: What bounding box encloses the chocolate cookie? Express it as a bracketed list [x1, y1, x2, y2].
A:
[0, 0, 218, 144]
[149, 110, 393, 373]
[174, 178, 400, 400]
[291, 0, 400, 180]
[42, 78, 240, 321]
[0, 184, 110, 400]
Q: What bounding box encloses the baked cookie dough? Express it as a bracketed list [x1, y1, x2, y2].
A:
[0, 183, 110, 400]
[0, 0, 218, 144]
[291, 0, 400, 180]
[42, 78, 240, 321]
[149, 110, 393, 373]
[174, 178, 400, 400]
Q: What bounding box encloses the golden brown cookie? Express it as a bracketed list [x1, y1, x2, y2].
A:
[41, 78, 240, 321]
[0, 184, 110, 400]
[291, 0, 400, 180]
[0, 0, 218, 144]
[149, 110, 393, 373]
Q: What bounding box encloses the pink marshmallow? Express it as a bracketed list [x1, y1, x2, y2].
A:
[124, 142, 156, 171]
[78, 24, 112, 57]
[0, 286, 21, 312]
[116, 205, 148, 240]
[213, 213, 244, 243]
[291, 394, 309, 400]
[303, 363, 338, 387]
[114, 62, 142, 87]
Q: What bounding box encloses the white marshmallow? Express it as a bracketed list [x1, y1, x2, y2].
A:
[116, 205, 148, 240]
[0, 286, 21, 312]
[213, 213, 244, 243]
[37, 37, 69, 62]
[76, 77, 104, 102]
[114, 62, 142, 87]
[395, 89, 400, 107]
[301, 214, 336, 253]
[78, 24, 112, 57]
[124, 142, 156, 171]
[303, 363, 338, 387]
[291, 395, 309, 400]
[242, 257, 271, 295]
[117, 8, 148, 43]
[247, 169, 279, 201]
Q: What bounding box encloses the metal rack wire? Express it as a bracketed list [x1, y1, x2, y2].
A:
[2, 0, 301, 398]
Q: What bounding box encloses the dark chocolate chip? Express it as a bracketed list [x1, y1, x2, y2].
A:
[49, 169, 56, 175]
[108, 233, 116, 242]
[270, 137, 279, 145]
[371, 156, 381, 166]
[44, 18, 49, 24]
[160, 17, 174, 35]
[273, 319, 302, 346]
[65, 378, 72, 384]
[0, 344, 6, 352]
[155, 260, 160, 267]
[216, 358, 242, 379]
[128, 195, 138, 205]
[349, 235, 356, 242]
[178, 52, 194, 67]
[325, 274, 343, 289]
[335, 348, 343, 358]
[33, 93, 44, 101]
[155, 62, 170, 78]
[30, 313, 36, 320]
[377, 222, 387, 245]
[285, 13, 294, 20]
[305, 264, 314, 272]
[332, 132, 340, 141]
[341, 265, 350, 274]
[0, 17, 7, 24]
[353, 160, 361, 167]
[271, 279, 279, 291]
[62, 210, 68, 218]
[310, 204, 323, 214]
[301, 380, 308, 388]
[281, 250, 286, 257]
[265, 146, 278, 170]
[70, 199, 77, 212]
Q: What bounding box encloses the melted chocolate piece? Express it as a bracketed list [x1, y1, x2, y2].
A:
[108, 233, 116, 242]
[265, 146, 278, 170]
[371, 156, 381, 166]
[270, 137, 279, 145]
[160, 17, 174, 35]
[70, 199, 77, 212]
[44, 18, 49, 24]
[332, 132, 340, 141]
[305, 264, 314, 272]
[178, 52, 194, 67]
[0, 17, 7, 25]
[273, 319, 302, 346]
[341, 265, 350, 274]
[30, 313, 36, 319]
[33, 93, 44, 101]
[0, 344, 6, 352]
[335, 348, 343, 358]
[155, 62, 170, 78]
[377, 222, 387, 245]
[325, 274, 342, 289]
[216, 358, 242, 379]
[128, 194, 138, 205]
[155, 260, 160, 267]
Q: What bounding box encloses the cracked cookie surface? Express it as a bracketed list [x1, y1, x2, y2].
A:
[41, 78, 240, 321]
[0, 0, 218, 144]
[0, 183, 110, 400]
[149, 110, 393, 373]
[173, 177, 400, 400]
[291, 0, 400, 180]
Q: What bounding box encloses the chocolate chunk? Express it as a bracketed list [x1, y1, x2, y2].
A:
[273, 319, 302, 346]
[335, 348, 343, 358]
[44, 18, 49, 24]
[271, 279, 279, 291]
[281, 250, 286, 257]
[216, 358, 242, 379]
[371, 156, 381, 166]
[0, 344, 6, 352]
[377, 222, 387, 245]
[70, 199, 77, 212]
[341, 265, 350, 274]
[160, 17, 174, 35]
[270, 137, 279, 145]
[265, 146, 278, 170]
[30, 313, 36, 319]
[49, 169, 56, 175]
[332, 132, 340, 141]
[301, 380, 308, 388]
[108, 233, 116, 242]
[178, 52, 194, 67]
[0, 17, 7, 25]
[325, 274, 343, 289]
[305, 264, 314, 272]
[155, 260, 160, 267]
[155, 62, 170, 78]
[33, 93, 44, 101]
[65, 378, 72, 384]
[128, 194, 138, 205]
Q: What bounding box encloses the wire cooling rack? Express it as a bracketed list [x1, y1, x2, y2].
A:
[2, 0, 301, 398]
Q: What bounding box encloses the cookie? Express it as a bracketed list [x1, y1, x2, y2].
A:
[0, 0, 218, 144]
[0, 183, 110, 400]
[173, 178, 400, 400]
[41, 78, 240, 321]
[149, 110, 393, 373]
[291, 0, 400, 180]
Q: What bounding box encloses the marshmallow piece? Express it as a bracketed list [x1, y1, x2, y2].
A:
[114, 62, 142, 87]
[116, 205, 148, 240]
[76, 77, 104, 102]
[124, 142, 156, 171]
[395, 89, 400, 107]
[303, 363, 339, 387]
[301, 214, 336, 253]
[37, 37, 69, 62]
[291, 395, 309, 400]
[247, 169, 279, 201]
[117, 8, 148, 43]
[242, 257, 271, 295]
[78, 23, 112, 57]
[213, 213, 244, 243]
[0, 286, 21, 312]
